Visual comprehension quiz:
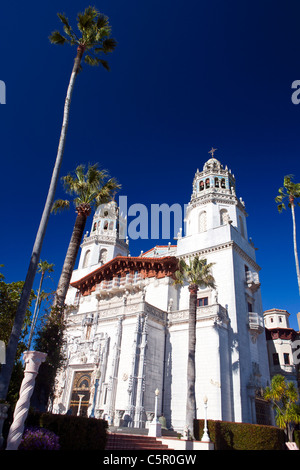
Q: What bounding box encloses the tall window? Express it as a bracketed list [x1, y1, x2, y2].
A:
[284, 353, 290, 365]
[199, 211, 207, 233]
[83, 250, 91, 268]
[220, 209, 229, 225]
[273, 353, 279, 365]
[239, 215, 245, 237]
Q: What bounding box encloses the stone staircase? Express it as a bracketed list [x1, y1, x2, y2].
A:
[106, 433, 172, 450]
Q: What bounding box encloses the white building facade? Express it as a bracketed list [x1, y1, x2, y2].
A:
[52, 154, 272, 431]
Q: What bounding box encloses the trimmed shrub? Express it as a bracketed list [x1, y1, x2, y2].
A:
[26, 411, 108, 450]
[294, 430, 300, 449]
[194, 419, 285, 450]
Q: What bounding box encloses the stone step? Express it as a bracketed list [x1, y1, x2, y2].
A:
[106, 433, 172, 450]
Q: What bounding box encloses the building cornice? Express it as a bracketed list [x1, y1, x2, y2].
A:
[71, 255, 178, 296]
[178, 240, 260, 272]
[265, 327, 297, 341]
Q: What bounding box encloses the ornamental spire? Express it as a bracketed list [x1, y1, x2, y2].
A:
[208, 147, 217, 158]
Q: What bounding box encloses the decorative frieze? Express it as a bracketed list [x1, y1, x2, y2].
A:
[169, 304, 229, 327]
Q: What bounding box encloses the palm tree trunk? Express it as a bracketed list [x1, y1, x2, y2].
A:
[186, 283, 198, 438]
[291, 203, 300, 295]
[0, 47, 84, 401]
[53, 209, 88, 309]
[27, 271, 45, 350]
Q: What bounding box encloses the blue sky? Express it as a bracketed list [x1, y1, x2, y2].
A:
[1, 0, 300, 330]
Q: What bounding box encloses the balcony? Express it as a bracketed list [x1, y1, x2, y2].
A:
[245, 271, 261, 292]
[95, 274, 145, 297]
[248, 312, 264, 341]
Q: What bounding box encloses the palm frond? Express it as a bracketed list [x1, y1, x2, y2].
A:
[50, 6, 116, 72]
[96, 13, 109, 29]
[49, 30, 67, 45]
[174, 255, 215, 289]
[84, 54, 101, 66]
[51, 199, 70, 214]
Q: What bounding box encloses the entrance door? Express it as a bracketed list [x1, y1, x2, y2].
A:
[69, 371, 92, 416]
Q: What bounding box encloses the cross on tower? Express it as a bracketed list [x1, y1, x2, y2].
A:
[208, 147, 217, 157]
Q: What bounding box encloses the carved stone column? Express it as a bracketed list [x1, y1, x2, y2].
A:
[6, 351, 47, 450]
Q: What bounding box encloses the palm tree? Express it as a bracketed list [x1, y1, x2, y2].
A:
[275, 175, 300, 295]
[174, 256, 216, 438]
[52, 163, 121, 308]
[27, 260, 54, 350]
[264, 374, 300, 442]
[0, 6, 116, 401]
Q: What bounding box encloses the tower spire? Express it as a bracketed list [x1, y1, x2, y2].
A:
[208, 147, 217, 158]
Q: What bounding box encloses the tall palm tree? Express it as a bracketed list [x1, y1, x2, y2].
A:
[27, 260, 54, 350]
[0, 7, 116, 401]
[275, 175, 300, 295]
[52, 163, 121, 308]
[174, 256, 215, 438]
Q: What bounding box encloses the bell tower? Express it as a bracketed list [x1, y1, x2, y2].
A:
[176, 148, 270, 424]
[183, 148, 247, 239]
[75, 200, 129, 277]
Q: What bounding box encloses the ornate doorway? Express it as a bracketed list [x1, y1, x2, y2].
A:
[69, 371, 92, 416]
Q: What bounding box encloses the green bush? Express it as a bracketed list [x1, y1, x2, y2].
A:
[194, 419, 285, 450]
[26, 411, 108, 450]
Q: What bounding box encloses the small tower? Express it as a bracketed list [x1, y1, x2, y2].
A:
[72, 200, 129, 281]
[264, 308, 298, 386]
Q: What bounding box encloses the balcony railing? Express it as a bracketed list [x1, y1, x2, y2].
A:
[96, 274, 145, 296]
[245, 271, 261, 292]
[248, 312, 264, 332]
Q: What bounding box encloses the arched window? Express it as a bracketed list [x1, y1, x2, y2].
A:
[99, 248, 108, 265]
[83, 250, 91, 268]
[199, 211, 207, 233]
[221, 178, 226, 188]
[205, 178, 210, 188]
[199, 180, 204, 191]
[109, 221, 114, 230]
[220, 209, 229, 225]
[214, 177, 219, 188]
[103, 220, 108, 230]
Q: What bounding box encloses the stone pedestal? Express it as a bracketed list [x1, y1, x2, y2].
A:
[148, 421, 162, 437]
[6, 351, 47, 450]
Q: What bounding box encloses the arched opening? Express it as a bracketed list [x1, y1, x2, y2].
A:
[199, 211, 207, 233]
[220, 209, 229, 225]
[99, 248, 108, 265]
[83, 250, 91, 268]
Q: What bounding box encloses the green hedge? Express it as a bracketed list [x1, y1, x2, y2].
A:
[25, 412, 108, 450]
[295, 430, 300, 449]
[194, 419, 286, 450]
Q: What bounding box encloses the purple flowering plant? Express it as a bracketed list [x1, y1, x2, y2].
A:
[19, 426, 60, 450]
